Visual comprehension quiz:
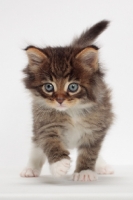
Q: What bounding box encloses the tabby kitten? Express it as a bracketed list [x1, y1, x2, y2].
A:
[20, 20, 114, 181]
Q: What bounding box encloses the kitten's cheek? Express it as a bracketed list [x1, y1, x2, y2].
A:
[66, 99, 80, 107]
[44, 99, 56, 108]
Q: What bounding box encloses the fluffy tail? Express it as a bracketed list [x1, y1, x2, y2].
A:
[72, 20, 110, 48]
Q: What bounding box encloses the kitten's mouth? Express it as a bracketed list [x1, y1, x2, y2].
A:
[56, 104, 67, 111]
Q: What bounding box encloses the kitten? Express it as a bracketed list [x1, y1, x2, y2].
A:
[20, 20, 114, 181]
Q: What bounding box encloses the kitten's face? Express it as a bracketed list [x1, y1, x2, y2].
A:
[41, 79, 81, 111]
[24, 46, 99, 111]
[23, 20, 109, 112]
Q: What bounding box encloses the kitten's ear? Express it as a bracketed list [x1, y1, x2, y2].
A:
[26, 47, 47, 70]
[76, 47, 98, 72]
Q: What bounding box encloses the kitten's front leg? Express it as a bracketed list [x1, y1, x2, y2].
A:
[73, 144, 99, 181]
[20, 143, 46, 177]
[39, 134, 71, 177]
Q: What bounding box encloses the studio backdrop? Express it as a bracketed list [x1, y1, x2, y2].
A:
[0, 0, 133, 167]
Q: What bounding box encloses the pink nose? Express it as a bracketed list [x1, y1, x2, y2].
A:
[56, 97, 65, 104]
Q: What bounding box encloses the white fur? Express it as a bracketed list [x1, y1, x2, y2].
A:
[95, 156, 114, 174]
[50, 159, 71, 177]
[20, 144, 46, 177]
[73, 169, 98, 181]
[20, 168, 40, 177]
[20, 143, 113, 178]
[55, 105, 68, 111]
[61, 116, 93, 149]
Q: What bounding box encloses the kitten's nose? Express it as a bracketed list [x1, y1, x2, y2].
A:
[56, 95, 65, 104]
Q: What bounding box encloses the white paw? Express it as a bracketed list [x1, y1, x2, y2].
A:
[96, 165, 114, 174]
[50, 159, 71, 177]
[20, 168, 40, 177]
[73, 169, 98, 181]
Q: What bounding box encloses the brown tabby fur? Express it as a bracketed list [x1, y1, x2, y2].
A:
[23, 20, 114, 173]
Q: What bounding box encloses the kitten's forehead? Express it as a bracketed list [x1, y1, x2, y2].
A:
[46, 47, 74, 79]
[39, 46, 91, 84]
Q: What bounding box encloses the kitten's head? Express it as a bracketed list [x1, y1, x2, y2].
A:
[23, 20, 109, 112]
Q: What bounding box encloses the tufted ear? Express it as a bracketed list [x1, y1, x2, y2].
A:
[26, 47, 47, 71]
[76, 47, 98, 72]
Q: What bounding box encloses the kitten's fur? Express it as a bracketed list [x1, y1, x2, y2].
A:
[21, 20, 114, 181]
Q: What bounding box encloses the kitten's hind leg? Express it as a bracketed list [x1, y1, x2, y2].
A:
[95, 155, 114, 174]
[20, 143, 46, 177]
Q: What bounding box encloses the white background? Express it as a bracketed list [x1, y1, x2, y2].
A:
[0, 0, 133, 168]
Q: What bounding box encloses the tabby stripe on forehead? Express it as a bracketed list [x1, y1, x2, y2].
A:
[50, 72, 57, 79]
[49, 74, 53, 81]
[63, 73, 72, 79]
[51, 71, 72, 79]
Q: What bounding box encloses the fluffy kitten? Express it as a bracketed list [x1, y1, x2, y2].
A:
[20, 20, 114, 181]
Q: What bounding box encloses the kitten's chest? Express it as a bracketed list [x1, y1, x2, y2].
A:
[62, 116, 92, 149]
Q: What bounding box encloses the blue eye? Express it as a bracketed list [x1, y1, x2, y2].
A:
[68, 83, 78, 92]
[44, 83, 54, 92]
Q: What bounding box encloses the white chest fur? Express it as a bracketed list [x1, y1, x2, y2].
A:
[62, 116, 92, 149]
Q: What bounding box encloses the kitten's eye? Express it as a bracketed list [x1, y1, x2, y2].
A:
[68, 83, 78, 92]
[44, 83, 54, 92]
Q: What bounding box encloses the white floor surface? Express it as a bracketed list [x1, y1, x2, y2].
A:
[0, 166, 133, 200]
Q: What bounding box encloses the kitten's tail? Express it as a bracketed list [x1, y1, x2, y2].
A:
[72, 20, 110, 48]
